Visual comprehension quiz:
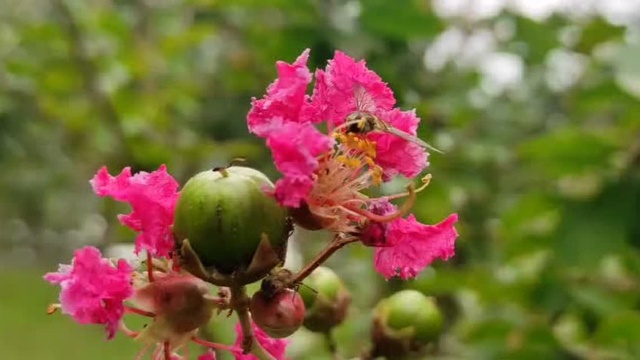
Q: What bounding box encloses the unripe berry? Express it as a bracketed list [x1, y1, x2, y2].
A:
[173, 167, 290, 284]
[250, 288, 305, 338]
[384, 290, 443, 343]
[299, 267, 351, 333]
[372, 290, 444, 358]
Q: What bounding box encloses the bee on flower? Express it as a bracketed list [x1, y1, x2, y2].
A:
[247, 49, 459, 280]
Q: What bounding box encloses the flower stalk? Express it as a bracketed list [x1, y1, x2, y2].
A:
[230, 285, 277, 360]
[292, 234, 359, 285]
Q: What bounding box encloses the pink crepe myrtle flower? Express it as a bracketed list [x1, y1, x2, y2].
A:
[233, 321, 288, 360]
[368, 108, 428, 180]
[247, 50, 333, 208]
[309, 51, 428, 179]
[90, 165, 180, 258]
[308, 50, 395, 127]
[361, 200, 459, 280]
[198, 350, 217, 360]
[248, 49, 315, 135]
[248, 49, 433, 234]
[44, 246, 134, 339]
[266, 121, 334, 208]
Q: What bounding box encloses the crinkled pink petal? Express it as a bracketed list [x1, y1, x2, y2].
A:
[272, 175, 315, 209]
[233, 321, 288, 360]
[374, 214, 459, 280]
[265, 122, 333, 207]
[90, 165, 179, 258]
[370, 109, 428, 179]
[198, 350, 217, 360]
[44, 246, 133, 339]
[248, 49, 313, 137]
[307, 51, 395, 127]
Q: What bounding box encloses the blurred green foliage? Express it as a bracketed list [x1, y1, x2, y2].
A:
[1, 0, 639, 359]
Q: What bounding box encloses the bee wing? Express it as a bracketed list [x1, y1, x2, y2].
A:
[353, 85, 376, 113]
[383, 126, 444, 154]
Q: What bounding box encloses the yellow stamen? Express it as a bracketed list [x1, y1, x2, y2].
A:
[385, 174, 432, 201]
[47, 303, 61, 315]
[372, 165, 383, 185]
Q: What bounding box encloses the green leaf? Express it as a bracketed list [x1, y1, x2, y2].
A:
[360, 0, 443, 39]
[554, 184, 637, 268]
[576, 17, 625, 54]
[519, 127, 618, 177]
[594, 311, 640, 356]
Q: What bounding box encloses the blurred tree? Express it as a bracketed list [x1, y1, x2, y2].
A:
[0, 0, 639, 359]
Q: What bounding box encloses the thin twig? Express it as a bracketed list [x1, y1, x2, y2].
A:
[292, 234, 358, 284]
[324, 331, 342, 360]
[230, 285, 276, 360]
[163, 341, 171, 360]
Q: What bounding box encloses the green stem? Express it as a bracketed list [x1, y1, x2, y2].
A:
[324, 331, 341, 360]
[214, 167, 230, 177]
[230, 285, 275, 360]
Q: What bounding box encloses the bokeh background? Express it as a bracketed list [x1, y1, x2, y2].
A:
[1, 0, 639, 359]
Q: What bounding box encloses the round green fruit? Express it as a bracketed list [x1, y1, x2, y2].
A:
[173, 166, 289, 274]
[299, 267, 351, 333]
[379, 290, 444, 344]
[300, 266, 342, 309]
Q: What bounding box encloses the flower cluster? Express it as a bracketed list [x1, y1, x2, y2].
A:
[45, 166, 288, 360]
[248, 49, 459, 279]
[44, 48, 460, 360]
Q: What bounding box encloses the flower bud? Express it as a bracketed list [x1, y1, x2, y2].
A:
[174, 166, 291, 286]
[130, 274, 213, 342]
[371, 290, 443, 358]
[298, 267, 351, 333]
[250, 288, 305, 338]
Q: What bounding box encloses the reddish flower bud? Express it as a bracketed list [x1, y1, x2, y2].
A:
[250, 288, 305, 338]
[130, 274, 214, 344]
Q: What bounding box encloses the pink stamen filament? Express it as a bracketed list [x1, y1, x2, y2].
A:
[345, 185, 416, 223]
[163, 341, 171, 360]
[191, 337, 239, 353]
[147, 251, 155, 282]
[151, 345, 161, 360]
[135, 343, 153, 360]
[125, 305, 156, 317]
[120, 322, 140, 338]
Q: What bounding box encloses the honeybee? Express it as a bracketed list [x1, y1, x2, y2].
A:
[344, 111, 443, 154]
[338, 86, 443, 154]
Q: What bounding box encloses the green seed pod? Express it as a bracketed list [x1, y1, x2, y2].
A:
[173, 166, 290, 285]
[299, 267, 351, 333]
[371, 290, 444, 358]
